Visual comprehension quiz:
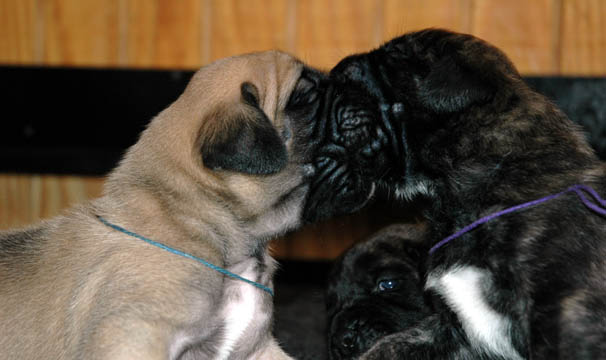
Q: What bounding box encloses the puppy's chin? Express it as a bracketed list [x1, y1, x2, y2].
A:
[301, 166, 376, 224]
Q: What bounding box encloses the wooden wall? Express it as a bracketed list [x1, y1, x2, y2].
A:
[1, 0, 606, 259]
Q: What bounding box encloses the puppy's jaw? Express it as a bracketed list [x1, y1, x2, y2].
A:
[241, 173, 311, 240]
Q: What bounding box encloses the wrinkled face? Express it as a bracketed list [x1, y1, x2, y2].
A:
[302, 48, 412, 223]
[301, 58, 398, 222]
[144, 51, 332, 239]
[305, 30, 513, 221]
[326, 226, 428, 359]
[200, 65, 331, 238]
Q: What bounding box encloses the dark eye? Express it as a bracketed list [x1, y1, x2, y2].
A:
[377, 279, 401, 292]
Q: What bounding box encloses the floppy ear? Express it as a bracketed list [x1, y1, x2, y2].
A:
[416, 54, 494, 114]
[202, 82, 288, 175]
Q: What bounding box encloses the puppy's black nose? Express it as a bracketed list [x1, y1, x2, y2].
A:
[331, 326, 362, 359]
[341, 330, 356, 349]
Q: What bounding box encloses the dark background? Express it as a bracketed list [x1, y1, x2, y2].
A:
[2, 66, 606, 175]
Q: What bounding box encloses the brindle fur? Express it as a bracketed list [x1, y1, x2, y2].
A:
[313, 29, 606, 359]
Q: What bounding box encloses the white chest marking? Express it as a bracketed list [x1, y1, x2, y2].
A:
[426, 266, 523, 360]
[215, 272, 258, 360]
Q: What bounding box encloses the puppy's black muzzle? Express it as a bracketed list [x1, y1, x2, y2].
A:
[302, 85, 379, 223]
[328, 299, 427, 360]
[329, 307, 390, 360]
[303, 54, 408, 222]
[330, 316, 378, 360]
[330, 56, 407, 180]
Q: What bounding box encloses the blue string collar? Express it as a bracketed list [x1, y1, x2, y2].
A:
[96, 215, 274, 296]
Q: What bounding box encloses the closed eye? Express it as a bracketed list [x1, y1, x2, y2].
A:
[288, 76, 319, 108]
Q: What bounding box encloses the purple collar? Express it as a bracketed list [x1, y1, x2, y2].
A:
[429, 184, 606, 255]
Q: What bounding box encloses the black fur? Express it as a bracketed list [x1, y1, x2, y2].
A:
[326, 224, 430, 360]
[202, 117, 288, 175]
[312, 29, 606, 359]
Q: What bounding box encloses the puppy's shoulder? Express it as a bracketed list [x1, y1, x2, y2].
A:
[0, 204, 96, 268]
[0, 223, 50, 259]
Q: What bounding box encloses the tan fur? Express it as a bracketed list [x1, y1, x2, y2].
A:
[0, 51, 311, 360]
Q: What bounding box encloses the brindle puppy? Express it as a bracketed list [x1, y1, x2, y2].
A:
[307, 29, 606, 359]
[326, 224, 430, 360]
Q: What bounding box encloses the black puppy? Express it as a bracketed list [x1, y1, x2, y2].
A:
[306, 29, 606, 359]
[326, 224, 430, 360]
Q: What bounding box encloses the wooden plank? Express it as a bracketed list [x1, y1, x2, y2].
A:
[0, 175, 104, 229]
[125, 0, 202, 69]
[208, 0, 290, 62]
[0, 0, 36, 63]
[383, 0, 473, 41]
[295, 0, 382, 70]
[560, 0, 606, 75]
[41, 0, 121, 66]
[273, 201, 424, 260]
[274, 213, 374, 260]
[472, 0, 558, 75]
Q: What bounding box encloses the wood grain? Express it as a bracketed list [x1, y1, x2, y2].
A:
[0, 0, 37, 64]
[0, 175, 103, 229]
[208, 0, 290, 62]
[560, 0, 606, 75]
[295, 0, 382, 70]
[383, 0, 473, 40]
[40, 0, 121, 66]
[125, 0, 202, 69]
[2, 0, 605, 71]
[472, 0, 559, 75]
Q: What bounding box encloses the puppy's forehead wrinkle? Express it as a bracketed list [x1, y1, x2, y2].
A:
[183, 50, 302, 119]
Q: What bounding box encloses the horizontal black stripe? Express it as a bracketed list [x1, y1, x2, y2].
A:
[1, 66, 604, 175]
